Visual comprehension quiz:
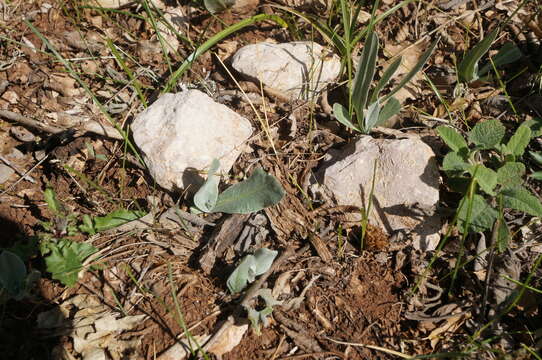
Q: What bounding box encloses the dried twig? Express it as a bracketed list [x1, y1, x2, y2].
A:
[0, 109, 123, 140]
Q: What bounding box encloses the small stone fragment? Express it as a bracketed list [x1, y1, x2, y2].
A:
[131, 90, 253, 192]
[314, 135, 441, 251]
[231, 41, 340, 100]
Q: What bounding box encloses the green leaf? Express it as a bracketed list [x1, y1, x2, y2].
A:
[226, 248, 277, 294]
[496, 218, 510, 253]
[457, 194, 498, 233]
[0, 250, 27, 299]
[468, 119, 505, 149]
[363, 100, 381, 133]
[523, 118, 542, 138]
[212, 168, 285, 214]
[44, 187, 64, 215]
[193, 158, 221, 213]
[377, 97, 401, 126]
[496, 162, 525, 188]
[442, 151, 470, 173]
[458, 28, 499, 82]
[352, 29, 378, 117]
[333, 103, 360, 131]
[529, 151, 542, 166]
[531, 172, 542, 181]
[203, 0, 235, 14]
[501, 186, 542, 217]
[468, 164, 497, 196]
[479, 42, 522, 77]
[43, 239, 97, 287]
[437, 126, 468, 152]
[82, 209, 146, 234]
[370, 56, 402, 103]
[505, 125, 531, 157]
[381, 38, 438, 104]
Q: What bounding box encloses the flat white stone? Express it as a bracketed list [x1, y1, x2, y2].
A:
[132, 90, 253, 192]
[315, 135, 441, 251]
[231, 41, 340, 100]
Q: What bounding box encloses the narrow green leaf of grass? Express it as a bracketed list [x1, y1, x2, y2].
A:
[163, 14, 287, 93]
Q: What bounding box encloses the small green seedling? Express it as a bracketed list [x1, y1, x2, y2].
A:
[226, 248, 280, 335]
[192, 159, 285, 214]
[438, 119, 542, 250]
[530, 151, 542, 181]
[333, 26, 437, 134]
[457, 28, 522, 83]
[39, 188, 146, 286]
[0, 250, 39, 303]
[227, 248, 278, 294]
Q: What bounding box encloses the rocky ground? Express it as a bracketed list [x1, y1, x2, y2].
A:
[0, 0, 541, 359]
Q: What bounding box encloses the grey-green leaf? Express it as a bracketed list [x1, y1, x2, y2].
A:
[437, 126, 468, 152]
[458, 28, 499, 82]
[363, 100, 381, 133]
[501, 186, 542, 217]
[468, 119, 505, 149]
[0, 250, 27, 299]
[371, 56, 402, 103]
[496, 162, 525, 188]
[333, 103, 360, 131]
[377, 97, 401, 127]
[194, 158, 221, 213]
[252, 248, 278, 277]
[227, 255, 256, 294]
[381, 38, 438, 104]
[505, 125, 531, 157]
[212, 168, 285, 214]
[352, 30, 378, 117]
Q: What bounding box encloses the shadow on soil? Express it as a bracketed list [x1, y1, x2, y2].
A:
[0, 215, 65, 360]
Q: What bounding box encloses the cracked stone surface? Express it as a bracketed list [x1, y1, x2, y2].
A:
[231, 41, 341, 100]
[131, 90, 253, 192]
[314, 135, 441, 251]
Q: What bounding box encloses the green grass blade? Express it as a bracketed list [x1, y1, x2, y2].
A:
[163, 14, 287, 93]
[24, 20, 145, 167]
[106, 39, 148, 108]
[381, 38, 438, 104]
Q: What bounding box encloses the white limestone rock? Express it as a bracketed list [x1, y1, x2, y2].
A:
[131, 90, 253, 192]
[314, 135, 441, 251]
[231, 41, 340, 100]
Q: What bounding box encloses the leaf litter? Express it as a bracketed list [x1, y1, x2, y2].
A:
[0, 0, 541, 359]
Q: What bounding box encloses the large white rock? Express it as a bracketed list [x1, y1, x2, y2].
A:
[132, 90, 253, 191]
[231, 41, 340, 100]
[314, 135, 441, 251]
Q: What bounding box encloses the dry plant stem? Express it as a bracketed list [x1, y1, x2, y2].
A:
[202, 244, 304, 353]
[0, 154, 48, 197]
[0, 155, 36, 183]
[480, 218, 499, 322]
[0, 109, 123, 140]
[324, 336, 411, 359]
